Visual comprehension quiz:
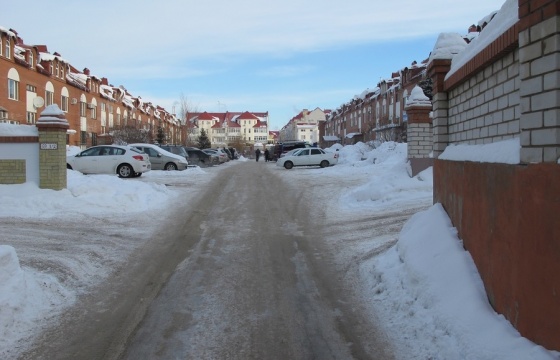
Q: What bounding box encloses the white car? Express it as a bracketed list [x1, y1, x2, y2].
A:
[276, 148, 339, 169]
[129, 143, 189, 171]
[66, 145, 151, 178]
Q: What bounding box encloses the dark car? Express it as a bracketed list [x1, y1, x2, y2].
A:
[273, 141, 309, 161]
[184, 147, 215, 167]
[221, 147, 234, 160]
[159, 145, 189, 161]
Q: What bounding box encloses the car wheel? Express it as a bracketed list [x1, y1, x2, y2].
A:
[117, 164, 134, 178]
[320, 160, 329, 168]
[284, 161, 294, 170]
[165, 162, 178, 171]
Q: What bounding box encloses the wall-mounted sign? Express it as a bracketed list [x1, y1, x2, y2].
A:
[40, 143, 58, 150]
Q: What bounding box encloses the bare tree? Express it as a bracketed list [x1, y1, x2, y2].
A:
[176, 93, 200, 146]
[110, 123, 152, 145]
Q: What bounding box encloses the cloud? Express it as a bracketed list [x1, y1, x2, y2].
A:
[255, 65, 315, 78]
[1, 0, 505, 68]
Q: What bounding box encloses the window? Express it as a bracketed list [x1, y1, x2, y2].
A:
[5, 38, 10, 59]
[26, 84, 36, 92]
[0, 37, 2, 56]
[8, 79, 19, 100]
[29, 52, 34, 68]
[61, 95, 68, 112]
[45, 90, 54, 106]
[80, 131, 87, 145]
[91, 133, 97, 146]
[80, 101, 86, 117]
[26, 112, 36, 124]
[56, 62, 59, 77]
[90, 104, 96, 119]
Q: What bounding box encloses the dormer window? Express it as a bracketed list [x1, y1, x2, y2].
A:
[5, 38, 11, 59]
[29, 51, 34, 68]
[56, 62, 59, 77]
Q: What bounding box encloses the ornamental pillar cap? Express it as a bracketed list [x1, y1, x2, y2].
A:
[405, 86, 432, 109]
[36, 104, 69, 128]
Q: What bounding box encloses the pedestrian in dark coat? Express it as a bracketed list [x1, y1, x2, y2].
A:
[264, 149, 270, 162]
[255, 148, 261, 162]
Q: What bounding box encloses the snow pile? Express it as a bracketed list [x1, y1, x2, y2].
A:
[367, 204, 555, 359]
[0, 170, 173, 218]
[0, 123, 38, 136]
[439, 137, 520, 164]
[0, 245, 74, 354]
[338, 142, 433, 211]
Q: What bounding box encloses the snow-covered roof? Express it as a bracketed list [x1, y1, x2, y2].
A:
[446, 0, 518, 79]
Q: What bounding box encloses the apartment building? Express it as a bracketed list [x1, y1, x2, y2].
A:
[279, 108, 329, 145]
[186, 111, 269, 148]
[0, 26, 181, 148]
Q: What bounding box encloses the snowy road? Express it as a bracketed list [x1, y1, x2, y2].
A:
[122, 161, 393, 359]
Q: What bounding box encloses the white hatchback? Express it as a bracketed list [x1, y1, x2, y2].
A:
[67, 145, 151, 178]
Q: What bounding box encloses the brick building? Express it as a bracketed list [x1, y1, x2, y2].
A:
[0, 26, 181, 149]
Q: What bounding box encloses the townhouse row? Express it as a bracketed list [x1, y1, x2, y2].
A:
[0, 26, 182, 149]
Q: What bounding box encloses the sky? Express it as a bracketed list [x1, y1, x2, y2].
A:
[1, 134, 558, 359]
[0, 0, 507, 129]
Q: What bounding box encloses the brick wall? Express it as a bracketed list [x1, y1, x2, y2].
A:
[429, 0, 560, 351]
[0, 159, 26, 184]
[0, 137, 39, 184]
[447, 50, 520, 144]
[519, 15, 560, 162]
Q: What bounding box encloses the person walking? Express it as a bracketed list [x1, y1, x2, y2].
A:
[255, 148, 261, 162]
[264, 148, 270, 162]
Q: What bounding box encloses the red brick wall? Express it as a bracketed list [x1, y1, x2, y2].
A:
[434, 159, 560, 351]
[0, 50, 88, 146]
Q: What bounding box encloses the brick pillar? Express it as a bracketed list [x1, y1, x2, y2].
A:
[36, 105, 69, 190]
[427, 59, 452, 158]
[405, 86, 434, 176]
[518, 0, 560, 163]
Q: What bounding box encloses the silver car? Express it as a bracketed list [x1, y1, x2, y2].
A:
[129, 143, 188, 171]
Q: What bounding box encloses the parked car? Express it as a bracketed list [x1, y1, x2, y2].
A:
[203, 148, 228, 164]
[159, 145, 189, 161]
[184, 147, 215, 167]
[129, 143, 188, 171]
[273, 141, 310, 161]
[280, 148, 303, 158]
[228, 147, 239, 159]
[66, 145, 151, 178]
[222, 147, 233, 160]
[276, 148, 339, 169]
